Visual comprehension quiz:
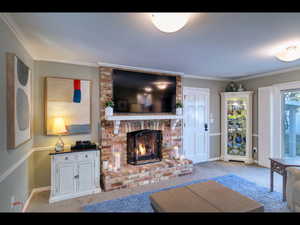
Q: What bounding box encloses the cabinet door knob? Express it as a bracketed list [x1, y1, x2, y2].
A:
[85, 154, 88, 158]
[74, 175, 79, 179]
[65, 157, 68, 160]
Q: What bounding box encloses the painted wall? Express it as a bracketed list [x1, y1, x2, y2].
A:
[0, 18, 34, 212]
[32, 61, 99, 188]
[240, 69, 300, 160]
[183, 77, 228, 158]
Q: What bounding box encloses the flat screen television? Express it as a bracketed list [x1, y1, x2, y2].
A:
[112, 69, 176, 113]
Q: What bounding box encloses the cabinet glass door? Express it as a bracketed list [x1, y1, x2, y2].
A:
[227, 97, 247, 156]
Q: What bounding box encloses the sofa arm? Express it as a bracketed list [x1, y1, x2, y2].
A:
[287, 167, 300, 181]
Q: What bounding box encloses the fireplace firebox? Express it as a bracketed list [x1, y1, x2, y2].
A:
[127, 129, 162, 165]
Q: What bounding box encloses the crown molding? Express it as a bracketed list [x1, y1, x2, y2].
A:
[0, 13, 36, 60]
[97, 62, 185, 76]
[184, 74, 232, 81]
[234, 65, 300, 81]
[37, 58, 98, 67]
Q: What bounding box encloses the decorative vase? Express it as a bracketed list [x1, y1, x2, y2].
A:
[105, 107, 113, 117]
[237, 84, 244, 92]
[176, 108, 182, 115]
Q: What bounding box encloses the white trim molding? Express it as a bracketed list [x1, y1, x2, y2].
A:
[98, 62, 184, 76]
[235, 66, 300, 81]
[206, 157, 221, 161]
[38, 59, 98, 67]
[209, 133, 221, 136]
[22, 186, 50, 212]
[0, 13, 35, 60]
[184, 74, 232, 81]
[0, 148, 34, 184]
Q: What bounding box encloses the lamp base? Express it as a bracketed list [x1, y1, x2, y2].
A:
[55, 136, 64, 152]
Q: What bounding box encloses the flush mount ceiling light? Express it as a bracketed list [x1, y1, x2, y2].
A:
[151, 13, 190, 33]
[275, 45, 300, 62]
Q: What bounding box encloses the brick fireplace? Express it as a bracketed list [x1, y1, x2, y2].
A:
[99, 67, 193, 191]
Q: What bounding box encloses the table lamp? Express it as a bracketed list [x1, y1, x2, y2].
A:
[52, 117, 67, 152]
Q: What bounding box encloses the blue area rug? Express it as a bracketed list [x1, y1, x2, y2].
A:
[83, 174, 289, 212]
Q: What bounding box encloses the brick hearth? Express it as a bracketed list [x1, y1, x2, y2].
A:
[99, 67, 194, 191]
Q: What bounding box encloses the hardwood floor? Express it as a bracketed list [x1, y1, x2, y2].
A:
[26, 161, 281, 212]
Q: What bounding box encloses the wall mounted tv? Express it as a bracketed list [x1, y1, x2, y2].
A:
[112, 69, 176, 114]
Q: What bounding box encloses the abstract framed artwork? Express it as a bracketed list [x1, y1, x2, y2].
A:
[6, 53, 32, 149]
[45, 77, 91, 135]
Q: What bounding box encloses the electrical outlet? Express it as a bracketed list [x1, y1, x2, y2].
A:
[10, 196, 15, 211]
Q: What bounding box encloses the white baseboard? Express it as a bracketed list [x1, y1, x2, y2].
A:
[206, 157, 221, 162]
[49, 188, 101, 203]
[22, 186, 50, 212]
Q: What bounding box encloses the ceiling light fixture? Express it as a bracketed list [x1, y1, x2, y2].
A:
[151, 13, 190, 33]
[275, 45, 300, 62]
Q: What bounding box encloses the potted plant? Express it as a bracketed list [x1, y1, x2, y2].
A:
[176, 102, 183, 115]
[105, 100, 114, 117]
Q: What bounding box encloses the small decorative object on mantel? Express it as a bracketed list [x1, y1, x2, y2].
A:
[179, 154, 185, 161]
[108, 163, 113, 171]
[102, 160, 109, 170]
[113, 151, 121, 172]
[105, 100, 114, 117]
[237, 84, 245, 92]
[225, 81, 238, 92]
[175, 102, 183, 115]
[173, 146, 180, 159]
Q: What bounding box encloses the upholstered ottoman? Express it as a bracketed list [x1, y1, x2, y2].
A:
[149, 180, 264, 212]
[287, 167, 300, 212]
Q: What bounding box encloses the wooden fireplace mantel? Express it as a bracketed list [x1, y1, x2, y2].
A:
[105, 114, 183, 134]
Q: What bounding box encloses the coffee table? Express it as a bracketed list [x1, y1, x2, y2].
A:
[149, 180, 264, 212]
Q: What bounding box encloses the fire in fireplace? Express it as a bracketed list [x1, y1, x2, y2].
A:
[127, 129, 162, 165]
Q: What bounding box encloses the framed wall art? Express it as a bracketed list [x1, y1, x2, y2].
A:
[6, 53, 32, 149]
[45, 77, 91, 135]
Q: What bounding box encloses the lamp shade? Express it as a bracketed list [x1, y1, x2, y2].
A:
[52, 117, 67, 134]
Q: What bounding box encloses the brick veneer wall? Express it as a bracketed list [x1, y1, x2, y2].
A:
[99, 67, 193, 191]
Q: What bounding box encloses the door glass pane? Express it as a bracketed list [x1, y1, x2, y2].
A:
[227, 97, 247, 156]
[282, 90, 300, 158]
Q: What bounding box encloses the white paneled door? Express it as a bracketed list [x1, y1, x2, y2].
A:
[183, 87, 210, 163]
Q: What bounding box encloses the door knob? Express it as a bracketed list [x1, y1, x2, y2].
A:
[74, 175, 79, 179]
[204, 123, 208, 131]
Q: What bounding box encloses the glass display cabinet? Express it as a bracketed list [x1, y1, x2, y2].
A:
[221, 91, 253, 164]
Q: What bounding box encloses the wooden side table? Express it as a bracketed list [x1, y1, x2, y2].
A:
[269, 158, 300, 201]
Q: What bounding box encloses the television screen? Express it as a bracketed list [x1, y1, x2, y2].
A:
[112, 69, 176, 113]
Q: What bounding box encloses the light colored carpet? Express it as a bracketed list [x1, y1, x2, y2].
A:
[26, 161, 284, 212]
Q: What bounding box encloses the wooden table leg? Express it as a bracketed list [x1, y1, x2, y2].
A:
[282, 170, 287, 201]
[270, 163, 274, 192]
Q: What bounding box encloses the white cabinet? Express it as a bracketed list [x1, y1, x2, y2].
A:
[49, 150, 101, 203]
[221, 91, 253, 164]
